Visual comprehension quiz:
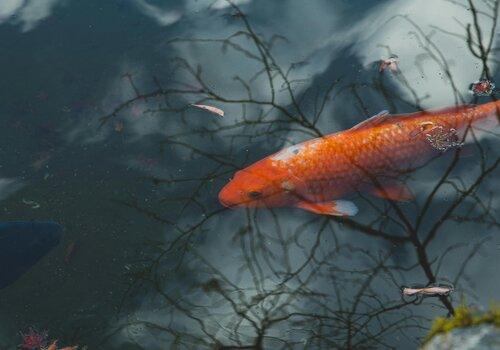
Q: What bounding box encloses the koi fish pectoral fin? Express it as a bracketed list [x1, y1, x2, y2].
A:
[368, 182, 413, 202]
[296, 200, 359, 216]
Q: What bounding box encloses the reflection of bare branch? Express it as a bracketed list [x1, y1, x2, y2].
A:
[466, 0, 499, 81]
[99, 1, 499, 348]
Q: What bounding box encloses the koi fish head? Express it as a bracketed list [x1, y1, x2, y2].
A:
[219, 159, 294, 208]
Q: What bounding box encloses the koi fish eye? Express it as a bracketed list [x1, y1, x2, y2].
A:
[248, 191, 262, 199]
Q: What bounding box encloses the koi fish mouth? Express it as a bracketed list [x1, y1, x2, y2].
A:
[218, 194, 237, 208]
[218, 184, 243, 208]
[218, 183, 276, 208]
[218, 166, 290, 208]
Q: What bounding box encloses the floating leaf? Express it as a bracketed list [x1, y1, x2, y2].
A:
[401, 283, 454, 297]
[191, 104, 224, 117]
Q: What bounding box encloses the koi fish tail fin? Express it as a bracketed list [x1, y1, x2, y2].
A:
[461, 101, 500, 143]
[485, 100, 500, 124]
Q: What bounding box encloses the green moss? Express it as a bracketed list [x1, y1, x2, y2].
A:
[424, 302, 500, 344]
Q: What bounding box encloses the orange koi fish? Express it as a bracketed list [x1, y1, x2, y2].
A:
[219, 101, 499, 216]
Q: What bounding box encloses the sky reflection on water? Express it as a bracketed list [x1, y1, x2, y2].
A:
[0, 1, 499, 349]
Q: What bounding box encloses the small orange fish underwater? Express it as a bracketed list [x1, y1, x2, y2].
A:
[219, 101, 499, 216]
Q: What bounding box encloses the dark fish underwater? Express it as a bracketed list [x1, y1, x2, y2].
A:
[0, 221, 62, 289]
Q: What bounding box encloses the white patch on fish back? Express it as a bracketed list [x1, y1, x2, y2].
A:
[271, 144, 304, 161]
[271, 139, 323, 162]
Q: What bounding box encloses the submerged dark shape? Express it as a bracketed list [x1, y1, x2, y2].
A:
[0, 221, 62, 289]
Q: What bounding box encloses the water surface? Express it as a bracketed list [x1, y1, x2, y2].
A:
[0, 1, 498, 349]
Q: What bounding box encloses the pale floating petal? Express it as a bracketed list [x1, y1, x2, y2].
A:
[191, 104, 225, 117]
[401, 284, 453, 297]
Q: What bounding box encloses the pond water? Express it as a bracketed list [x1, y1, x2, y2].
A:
[0, 1, 498, 349]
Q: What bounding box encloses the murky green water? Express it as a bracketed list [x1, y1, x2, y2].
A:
[0, 1, 499, 349]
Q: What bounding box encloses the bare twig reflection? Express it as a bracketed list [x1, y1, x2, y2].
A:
[99, 1, 499, 348]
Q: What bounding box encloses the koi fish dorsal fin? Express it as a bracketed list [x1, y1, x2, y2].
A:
[296, 200, 359, 216]
[350, 110, 390, 131]
[368, 182, 413, 202]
